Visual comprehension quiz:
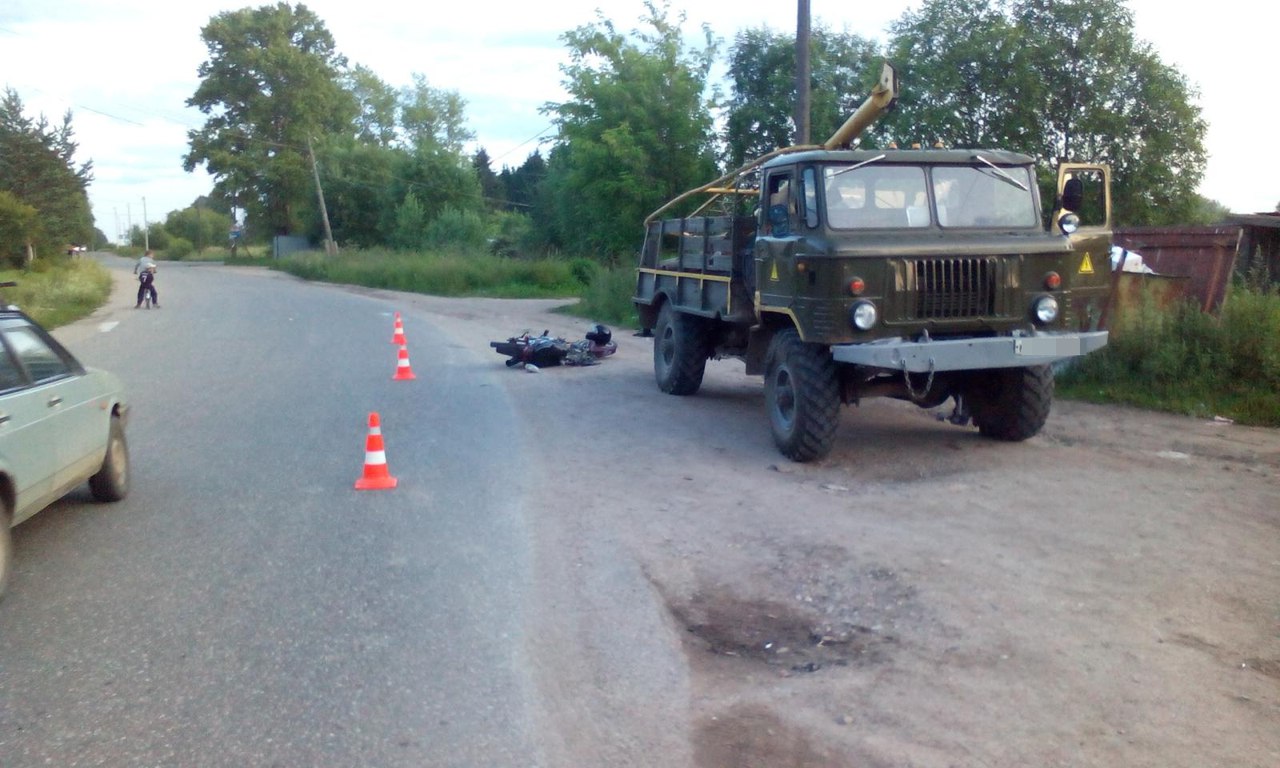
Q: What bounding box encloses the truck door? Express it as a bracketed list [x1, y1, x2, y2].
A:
[756, 170, 800, 311]
[1054, 163, 1112, 332]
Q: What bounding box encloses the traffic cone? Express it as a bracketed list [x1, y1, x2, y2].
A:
[392, 344, 417, 381]
[355, 412, 397, 490]
[391, 312, 407, 345]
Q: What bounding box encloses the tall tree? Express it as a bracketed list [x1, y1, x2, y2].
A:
[312, 70, 481, 248]
[472, 148, 505, 210]
[399, 74, 473, 156]
[724, 26, 882, 167]
[885, 0, 1031, 150]
[184, 2, 356, 236]
[499, 151, 546, 214]
[541, 0, 720, 258]
[311, 136, 400, 247]
[165, 204, 232, 253]
[346, 64, 399, 148]
[887, 0, 1206, 225]
[0, 89, 94, 258]
[1010, 0, 1206, 225]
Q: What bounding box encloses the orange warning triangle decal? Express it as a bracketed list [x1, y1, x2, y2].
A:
[1079, 252, 1095, 275]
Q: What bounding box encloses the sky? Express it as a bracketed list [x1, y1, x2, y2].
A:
[1, 0, 1276, 242]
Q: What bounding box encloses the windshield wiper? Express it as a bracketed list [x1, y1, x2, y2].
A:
[829, 154, 887, 178]
[973, 154, 1029, 191]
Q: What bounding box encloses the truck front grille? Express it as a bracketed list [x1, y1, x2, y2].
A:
[894, 257, 1009, 320]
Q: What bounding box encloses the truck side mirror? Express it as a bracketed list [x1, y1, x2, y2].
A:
[1060, 177, 1084, 212]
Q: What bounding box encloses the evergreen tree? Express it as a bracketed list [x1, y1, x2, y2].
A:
[0, 88, 94, 259]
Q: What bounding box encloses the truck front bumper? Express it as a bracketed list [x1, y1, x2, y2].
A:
[829, 331, 1109, 373]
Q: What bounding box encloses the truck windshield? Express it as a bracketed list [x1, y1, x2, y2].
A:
[932, 165, 1038, 228]
[823, 165, 930, 229]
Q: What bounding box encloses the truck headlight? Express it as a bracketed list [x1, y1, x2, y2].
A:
[850, 300, 878, 331]
[1033, 295, 1059, 325]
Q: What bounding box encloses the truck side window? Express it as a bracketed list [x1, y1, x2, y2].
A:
[801, 167, 820, 228]
[763, 173, 794, 236]
[1063, 169, 1108, 228]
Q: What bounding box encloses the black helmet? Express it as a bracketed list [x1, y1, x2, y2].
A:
[586, 323, 612, 345]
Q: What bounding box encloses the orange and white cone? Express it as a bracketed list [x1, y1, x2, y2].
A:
[391, 312, 407, 345]
[392, 344, 417, 381]
[355, 412, 398, 490]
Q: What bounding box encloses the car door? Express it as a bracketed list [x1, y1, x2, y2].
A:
[0, 318, 103, 507]
[0, 321, 58, 523]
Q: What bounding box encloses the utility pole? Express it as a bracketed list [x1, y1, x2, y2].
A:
[308, 137, 337, 256]
[795, 0, 812, 146]
[142, 196, 149, 250]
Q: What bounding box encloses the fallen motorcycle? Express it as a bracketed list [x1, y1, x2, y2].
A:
[490, 327, 617, 368]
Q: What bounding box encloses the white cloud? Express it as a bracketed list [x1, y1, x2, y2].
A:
[1, 0, 1276, 239]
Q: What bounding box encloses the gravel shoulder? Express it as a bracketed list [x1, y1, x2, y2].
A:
[347, 287, 1279, 767]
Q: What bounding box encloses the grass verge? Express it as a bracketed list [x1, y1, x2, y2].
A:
[270, 247, 599, 301]
[1, 258, 113, 328]
[1058, 284, 1280, 427]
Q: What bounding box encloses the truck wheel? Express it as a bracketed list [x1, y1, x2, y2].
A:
[89, 416, 130, 502]
[765, 329, 840, 462]
[968, 365, 1054, 441]
[654, 302, 709, 395]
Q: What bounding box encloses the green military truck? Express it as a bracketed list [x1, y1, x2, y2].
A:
[633, 62, 1114, 461]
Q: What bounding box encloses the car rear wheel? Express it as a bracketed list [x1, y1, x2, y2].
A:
[89, 416, 129, 502]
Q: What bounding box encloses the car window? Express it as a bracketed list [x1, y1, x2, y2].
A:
[2, 325, 74, 384]
[0, 340, 25, 393]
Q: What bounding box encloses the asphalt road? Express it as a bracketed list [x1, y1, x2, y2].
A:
[0, 257, 544, 766]
[7, 256, 1274, 768]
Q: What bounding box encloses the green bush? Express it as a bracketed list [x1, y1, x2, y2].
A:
[1059, 284, 1280, 426]
[568, 257, 601, 287]
[488, 211, 535, 258]
[166, 237, 194, 260]
[425, 207, 488, 250]
[561, 264, 638, 326]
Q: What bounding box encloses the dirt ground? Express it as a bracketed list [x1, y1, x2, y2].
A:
[370, 289, 1279, 767]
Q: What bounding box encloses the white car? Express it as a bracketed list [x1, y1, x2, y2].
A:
[0, 299, 129, 598]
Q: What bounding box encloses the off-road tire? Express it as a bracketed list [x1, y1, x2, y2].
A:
[654, 302, 709, 396]
[89, 416, 130, 502]
[764, 329, 840, 462]
[968, 365, 1054, 441]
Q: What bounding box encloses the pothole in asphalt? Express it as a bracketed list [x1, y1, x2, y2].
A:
[660, 544, 919, 674]
[669, 592, 891, 673]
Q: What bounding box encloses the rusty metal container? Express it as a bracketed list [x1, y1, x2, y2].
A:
[1112, 226, 1241, 314]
